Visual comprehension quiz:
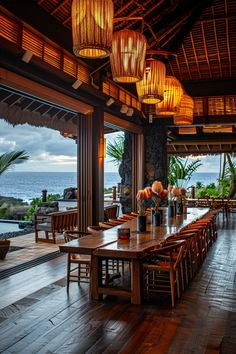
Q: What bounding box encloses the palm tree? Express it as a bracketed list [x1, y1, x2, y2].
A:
[220, 153, 236, 198]
[106, 135, 124, 166]
[168, 156, 202, 186]
[0, 151, 29, 176]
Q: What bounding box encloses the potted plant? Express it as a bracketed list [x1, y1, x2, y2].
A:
[136, 189, 147, 232]
[0, 239, 11, 260]
[151, 181, 168, 226]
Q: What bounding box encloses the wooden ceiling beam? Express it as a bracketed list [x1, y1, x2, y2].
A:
[183, 78, 236, 96]
[157, 115, 236, 127]
[50, 0, 68, 16]
[168, 0, 214, 52]
[0, 1, 73, 54]
[169, 134, 236, 145]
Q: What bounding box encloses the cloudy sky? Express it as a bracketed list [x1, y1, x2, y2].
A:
[0, 119, 220, 173]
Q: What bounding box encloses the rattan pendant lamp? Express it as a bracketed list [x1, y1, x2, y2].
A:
[72, 0, 114, 58]
[174, 94, 194, 124]
[157, 76, 183, 116]
[136, 58, 166, 104]
[110, 29, 147, 83]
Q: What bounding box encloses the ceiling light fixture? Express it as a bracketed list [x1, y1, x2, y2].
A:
[120, 104, 129, 114]
[106, 97, 115, 106]
[126, 107, 134, 117]
[110, 29, 147, 83]
[22, 50, 33, 63]
[136, 59, 166, 104]
[72, 79, 83, 89]
[174, 94, 194, 125]
[157, 76, 183, 116]
[72, 0, 114, 59]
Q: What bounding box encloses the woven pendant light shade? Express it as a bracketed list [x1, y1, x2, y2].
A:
[110, 30, 147, 83]
[174, 94, 194, 124]
[157, 76, 183, 116]
[72, 0, 114, 58]
[136, 59, 166, 104]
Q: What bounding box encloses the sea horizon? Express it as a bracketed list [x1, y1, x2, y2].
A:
[0, 171, 219, 203]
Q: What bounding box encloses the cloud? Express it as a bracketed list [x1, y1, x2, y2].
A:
[0, 120, 77, 171]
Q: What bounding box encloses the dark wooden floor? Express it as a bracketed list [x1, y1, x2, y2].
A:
[0, 214, 236, 354]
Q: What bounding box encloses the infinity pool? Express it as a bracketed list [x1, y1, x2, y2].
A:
[0, 221, 20, 234]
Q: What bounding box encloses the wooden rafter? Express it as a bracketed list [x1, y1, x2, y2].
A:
[50, 0, 68, 16]
[200, 22, 212, 78]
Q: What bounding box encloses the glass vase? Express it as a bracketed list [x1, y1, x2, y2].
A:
[137, 215, 146, 232]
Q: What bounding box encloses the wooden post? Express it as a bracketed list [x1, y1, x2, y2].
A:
[77, 113, 93, 231]
[92, 107, 104, 224]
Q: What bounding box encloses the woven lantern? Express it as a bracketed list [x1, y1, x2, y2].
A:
[174, 94, 194, 125]
[72, 0, 114, 58]
[110, 30, 147, 83]
[157, 76, 183, 116]
[136, 59, 166, 104]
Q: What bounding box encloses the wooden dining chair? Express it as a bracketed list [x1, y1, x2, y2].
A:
[104, 205, 119, 221]
[64, 230, 91, 291]
[143, 240, 186, 307]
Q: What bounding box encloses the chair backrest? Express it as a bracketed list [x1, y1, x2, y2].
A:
[151, 240, 186, 270]
[36, 201, 59, 215]
[87, 225, 104, 233]
[104, 205, 119, 221]
[64, 230, 90, 242]
[99, 222, 113, 229]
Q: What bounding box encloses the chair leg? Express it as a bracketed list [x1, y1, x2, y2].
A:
[35, 230, 38, 243]
[170, 271, 175, 307]
[67, 254, 70, 292]
[52, 231, 56, 244]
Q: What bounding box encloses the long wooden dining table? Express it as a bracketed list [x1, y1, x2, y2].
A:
[59, 207, 208, 305]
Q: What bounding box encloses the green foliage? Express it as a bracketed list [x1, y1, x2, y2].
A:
[106, 135, 124, 166]
[168, 156, 202, 186]
[104, 187, 112, 195]
[0, 151, 29, 176]
[25, 194, 61, 221]
[195, 179, 230, 198]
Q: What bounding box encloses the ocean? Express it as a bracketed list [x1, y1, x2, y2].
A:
[0, 171, 219, 203]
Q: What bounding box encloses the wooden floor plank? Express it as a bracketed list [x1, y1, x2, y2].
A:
[0, 213, 236, 353]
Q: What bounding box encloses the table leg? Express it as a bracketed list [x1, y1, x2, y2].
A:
[131, 259, 142, 305]
[90, 255, 103, 300]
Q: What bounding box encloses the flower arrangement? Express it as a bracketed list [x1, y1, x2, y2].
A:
[136, 189, 147, 216]
[151, 181, 168, 214]
[167, 185, 174, 206]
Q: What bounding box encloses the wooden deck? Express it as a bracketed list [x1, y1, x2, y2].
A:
[0, 215, 236, 353]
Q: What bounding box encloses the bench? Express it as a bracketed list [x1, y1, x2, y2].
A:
[35, 209, 78, 243]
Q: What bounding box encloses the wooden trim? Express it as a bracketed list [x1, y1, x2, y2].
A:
[77, 114, 93, 231]
[104, 112, 143, 134]
[0, 68, 93, 114]
[132, 133, 145, 211]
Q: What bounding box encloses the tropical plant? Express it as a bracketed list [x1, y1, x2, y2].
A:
[218, 153, 236, 198]
[168, 156, 202, 186]
[25, 194, 61, 221]
[106, 135, 125, 166]
[0, 151, 29, 176]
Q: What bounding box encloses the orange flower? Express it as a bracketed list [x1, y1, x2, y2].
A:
[152, 181, 163, 195]
[160, 189, 168, 199]
[172, 187, 181, 197]
[136, 189, 146, 201]
[144, 186, 153, 199]
[180, 188, 186, 196]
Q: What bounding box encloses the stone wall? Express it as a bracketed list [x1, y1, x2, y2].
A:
[144, 123, 168, 187]
[119, 124, 168, 212]
[119, 132, 133, 213]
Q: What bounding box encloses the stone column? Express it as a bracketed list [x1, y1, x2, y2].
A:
[119, 132, 133, 213]
[144, 123, 168, 187]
